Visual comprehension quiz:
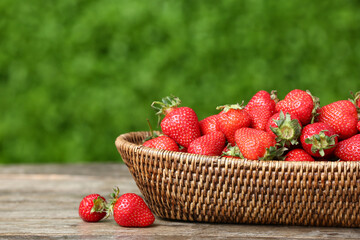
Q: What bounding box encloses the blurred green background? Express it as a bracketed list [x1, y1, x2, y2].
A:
[1, 0, 359, 163]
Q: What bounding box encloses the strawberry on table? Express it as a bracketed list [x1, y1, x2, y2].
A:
[275, 89, 317, 125]
[216, 103, 251, 145]
[79, 194, 107, 222]
[300, 122, 338, 158]
[234, 128, 285, 160]
[285, 149, 315, 162]
[334, 134, 360, 161]
[199, 114, 219, 135]
[113, 193, 155, 227]
[151, 96, 201, 148]
[317, 100, 358, 140]
[266, 111, 302, 147]
[188, 131, 226, 156]
[245, 90, 276, 131]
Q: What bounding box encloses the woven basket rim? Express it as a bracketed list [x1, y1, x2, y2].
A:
[115, 131, 359, 167]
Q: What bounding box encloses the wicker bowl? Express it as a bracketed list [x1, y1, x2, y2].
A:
[115, 131, 360, 227]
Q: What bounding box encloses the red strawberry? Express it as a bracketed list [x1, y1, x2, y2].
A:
[222, 144, 241, 158]
[266, 111, 302, 146]
[142, 119, 179, 151]
[334, 134, 360, 161]
[199, 114, 219, 135]
[357, 121, 360, 132]
[285, 149, 315, 162]
[152, 96, 201, 148]
[234, 128, 284, 160]
[276, 89, 316, 125]
[245, 90, 276, 131]
[216, 104, 251, 145]
[113, 193, 155, 227]
[188, 131, 226, 156]
[143, 135, 179, 151]
[300, 122, 338, 158]
[79, 194, 107, 222]
[317, 100, 358, 140]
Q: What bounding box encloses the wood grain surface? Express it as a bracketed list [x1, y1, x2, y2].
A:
[1, 163, 360, 239]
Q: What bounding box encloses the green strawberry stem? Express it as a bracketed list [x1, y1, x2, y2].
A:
[151, 95, 182, 124]
[143, 119, 161, 142]
[306, 90, 320, 124]
[216, 102, 244, 112]
[104, 187, 121, 219]
[222, 144, 243, 158]
[270, 111, 301, 146]
[349, 91, 360, 104]
[304, 130, 338, 157]
[354, 91, 360, 104]
[270, 90, 279, 103]
[151, 95, 181, 115]
[147, 119, 154, 135]
[349, 91, 360, 117]
[90, 196, 107, 214]
[260, 144, 288, 161]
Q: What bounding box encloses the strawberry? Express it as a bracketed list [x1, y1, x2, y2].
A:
[142, 119, 179, 151]
[300, 122, 338, 158]
[285, 149, 315, 161]
[266, 111, 302, 146]
[222, 144, 241, 158]
[151, 96, 201, 148]
[334, 134, 360, 161]
[79, 194, 107, 222]
[216, 104, 251, 145]
[188, 131, 226, 156]
[234, 128, 284, 160]
[357, 121, 360, 132]
[143, 135, 179, 151]
[199, 114, 219, 135]
[245, 90, 276, 131]
[113, 193, 155, 227]
[317, 100, 358, 140]
[275, 89, 316, 125]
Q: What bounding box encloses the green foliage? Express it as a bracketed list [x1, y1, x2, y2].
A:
[1, 0, 359, 163]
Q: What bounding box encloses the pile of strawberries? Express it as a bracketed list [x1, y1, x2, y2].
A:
[144, 89, 360, 162]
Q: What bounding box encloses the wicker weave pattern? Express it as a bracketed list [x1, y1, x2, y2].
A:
[115, 132, 360, 227]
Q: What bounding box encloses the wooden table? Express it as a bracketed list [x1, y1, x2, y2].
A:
[1, 163, 360, 239]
